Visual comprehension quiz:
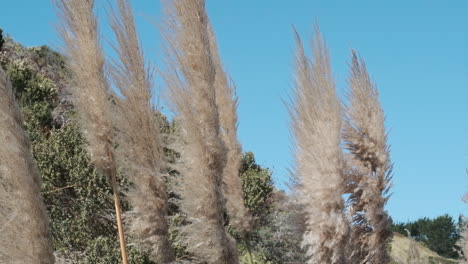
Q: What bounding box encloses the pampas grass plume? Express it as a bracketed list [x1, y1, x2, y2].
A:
[161, 0, 238, 263]
[0, 68, 54, 264]
[109, 0, 174, 261]
[289, 26, 349, 264]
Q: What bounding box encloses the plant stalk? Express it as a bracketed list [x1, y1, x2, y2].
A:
[112, 176, 128, 264]
[109, 148, 128, 264]
[245, 234, 255, 264]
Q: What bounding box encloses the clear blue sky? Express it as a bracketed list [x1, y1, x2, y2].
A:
[1, 0, 467, 223]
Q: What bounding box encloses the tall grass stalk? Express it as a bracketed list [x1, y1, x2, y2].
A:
[0, 68, 54, 263]
[289, 26, 349, 264]
[108, 0, 174, 262]
[457, 194, 468, 264]
[161, 0, 239, 262]
[343, 51, 393, 264]
[54, 0, 128, 262]
[458, 219, 468, 263]
[207, 24, 253, 233]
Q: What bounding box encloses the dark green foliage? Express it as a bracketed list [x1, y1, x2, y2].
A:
[75, 237, 153, 264]
[0, 28, 4, 51]
[240, 152, 274, 220]
[37, 122, 114, 250]
[3, 52, 59, 141]
[235, 153, 306, 263]
[392, 214, 461, 259]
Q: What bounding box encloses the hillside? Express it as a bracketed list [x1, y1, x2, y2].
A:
[390, 232, 458, 264]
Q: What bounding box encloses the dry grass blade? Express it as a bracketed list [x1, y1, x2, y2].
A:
[343, 50, 393, 264]
[207, 23, 253, 234]
[0, 68, 54, 264]
[109, 0, 174, 261]
[288, 26, 349, 264]
[405, 230, 425, 264]
[53, 0, 128, 262]
[458, 218, 468, 264]
[457, 193, 468, 264]
[161, 0, 238, 263]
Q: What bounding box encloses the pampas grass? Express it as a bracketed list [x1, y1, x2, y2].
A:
[457, 194, 468, 263]
[207, 23, 253, 234]
[108, 0, 174, 261]
[343, 51, 393, 264]
[0, 67, 54, 264]
[458, 218, 468, 264]
[289, 26, 349, 264]
[54, 0, 128, 262]
[161, 0, 239, 263]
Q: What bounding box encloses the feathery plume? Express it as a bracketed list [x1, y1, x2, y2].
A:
[0, 68, 54, 263]
[207, 23, 253, 234]
[289, 26, 349, 264]
[53, 0, 128, 262]
[108, 0, 174, 261]
[343, 50, 393, 264]
[458, 217, 468, 263]
[161, 0, 239, 263]
[457, 193, 468, 263]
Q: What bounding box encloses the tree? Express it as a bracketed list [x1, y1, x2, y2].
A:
[239, 152, 274, 221]
[236, 152, 307, 264]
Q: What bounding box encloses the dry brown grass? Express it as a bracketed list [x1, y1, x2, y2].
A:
[109, 0, 174, 262]
[161, 0, 238, 263]
[405, 230, 425, 264]
[0, 68, 54, 263]
[343, 51, 393, 264]
[54, 0, 128, 262]
[390, 232, 437, 264]
[289, 26, 349, 264]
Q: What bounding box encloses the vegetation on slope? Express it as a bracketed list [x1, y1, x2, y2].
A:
[393, 215, 462, 259]
[390, 232, 458, 264]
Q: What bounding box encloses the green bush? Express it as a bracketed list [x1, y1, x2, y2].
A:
[236, 153, 306, 263]
[240, 152, 274, 221]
